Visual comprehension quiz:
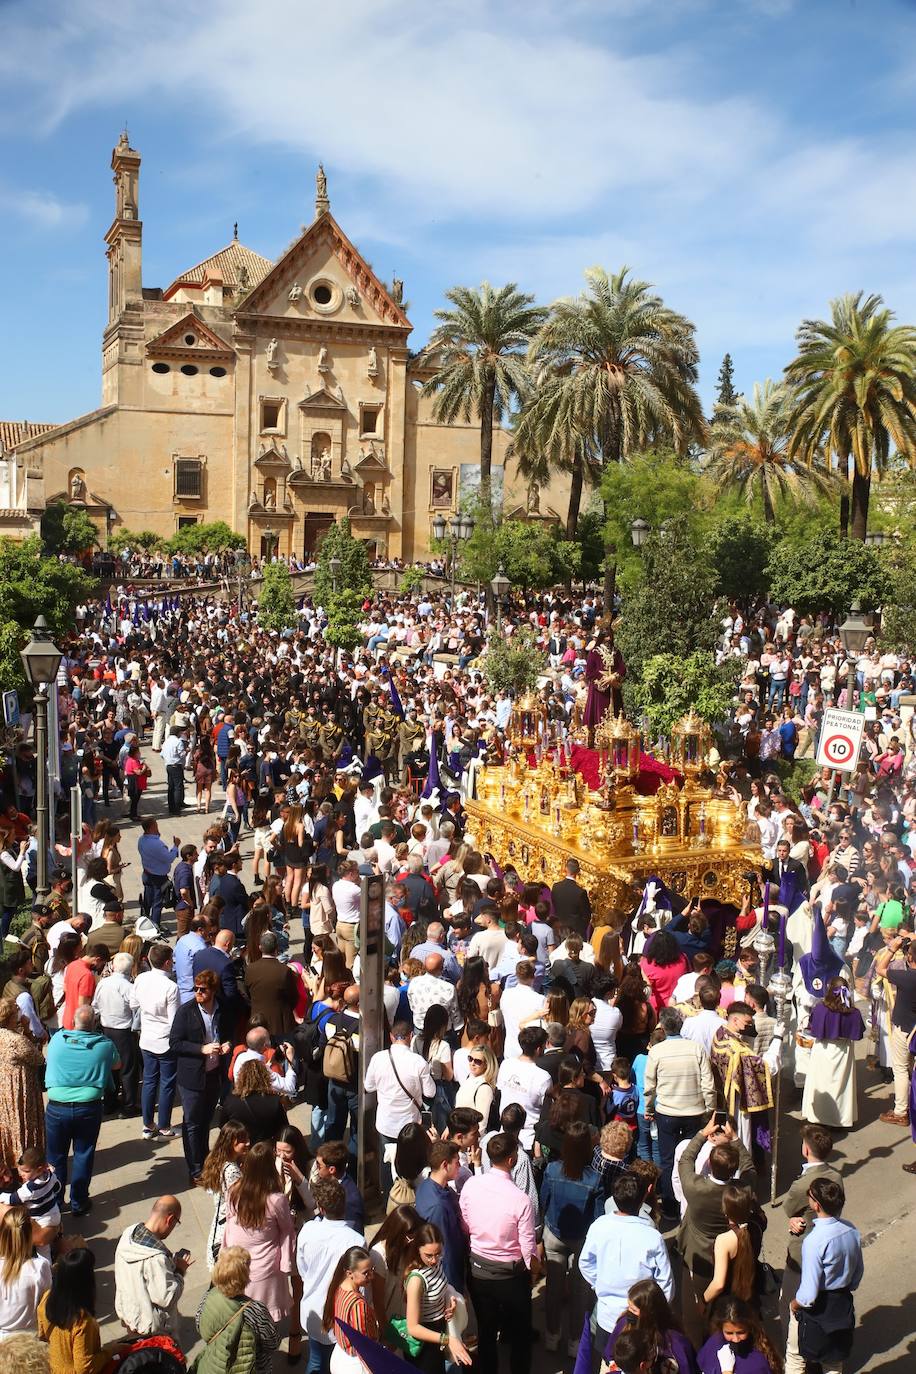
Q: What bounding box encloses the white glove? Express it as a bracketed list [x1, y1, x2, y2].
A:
[763, 1037, 783, 1075]
[717, 1343, 736, 1372]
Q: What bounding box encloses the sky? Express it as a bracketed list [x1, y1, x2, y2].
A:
[3, 0, 916, 425]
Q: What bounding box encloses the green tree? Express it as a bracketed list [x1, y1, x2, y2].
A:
[256, 561, 297, 632]
[617, 518, 717, 684]
[40, 502, 99, 555]
[515, 267, 706, 561]
[706, 380, 836, 524]
[398, 566, 425, 597]
[785, 291, 916, 540]
[600, 449, 708, 595]
[459, 518, 576, 590]
[314, 517, 372, 606]
[109, 528, 165, 555]
[480, 627, 547, 696]
[715, 353, 738, 408]
[765, 525, 889, 617]
[165, 521, 245, 555]
[629, 650, 737, 737]
[325, 588, 366, 656]
[422, 283, 547, 516]
[0, 536, 96, 692]
[706, 511, 771, 607]
[877, 536, 916, 649]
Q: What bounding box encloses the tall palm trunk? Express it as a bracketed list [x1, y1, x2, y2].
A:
[761, 478, 776, 524]
[850, 466, 870, 541]
[566, 452, 584, 538]
[479, 377, 495, 516]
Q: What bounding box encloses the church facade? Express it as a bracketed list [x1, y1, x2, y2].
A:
[15, 137, 567, 560]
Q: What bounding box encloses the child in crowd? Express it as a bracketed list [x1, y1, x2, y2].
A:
[591, 1122, 633, 1201]
[607, 1056, 639, 1142]
[0, 1147, 62, 1257]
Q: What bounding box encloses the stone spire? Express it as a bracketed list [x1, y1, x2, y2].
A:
[315, 163, 329, 218]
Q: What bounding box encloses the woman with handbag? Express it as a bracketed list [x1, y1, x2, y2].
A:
[194, 1246, 280, 1374]
[401, 1223, 472, 1371]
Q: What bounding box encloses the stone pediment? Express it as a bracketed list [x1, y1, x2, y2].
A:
[353, 446, 390, 478]
[47, 486, 112, 512]
[298, 386, 348, 412]
[147, 313, 234, 360]
[254, 441, 292, 471]
[235, 213, 410, 331]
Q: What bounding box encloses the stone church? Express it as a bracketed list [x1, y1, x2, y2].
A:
[13, 135, 566, 560]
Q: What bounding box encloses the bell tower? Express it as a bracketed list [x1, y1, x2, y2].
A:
[102, 132, 144, 405]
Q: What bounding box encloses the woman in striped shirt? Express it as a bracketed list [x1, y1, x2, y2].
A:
[322, 1246, 378, 1374]
[403, 1224, 472, 1371]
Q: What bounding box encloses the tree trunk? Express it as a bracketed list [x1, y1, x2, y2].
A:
[839, 492, 849, 540]
[850, 467, 870, 541]
[566, 453, 584, 539]
[479, 379, 495, 517]
[762, 480, 776, 524]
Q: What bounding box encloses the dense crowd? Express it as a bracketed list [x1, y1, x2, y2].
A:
[0, 579, 913, 1374]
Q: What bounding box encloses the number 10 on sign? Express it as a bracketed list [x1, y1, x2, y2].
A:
[816, 708, 866, 773]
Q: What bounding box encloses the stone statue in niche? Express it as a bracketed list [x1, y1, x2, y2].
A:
[367, 346, 378, 378]
[263, 487, 276, 510]
[69, 473, 86, 502]
[266, 338, 279, 371]
[363, 485, 375, 515]
[381, 490, 391, 516]
[346, 285, 360, 308]
[288, 283, 303, 302]
[391, 277, 404, 305]
[318, 447, 332, 481]
[526, 479, 541, 513]
[248, 491, 259, 509]
[317, 346, 330, 373]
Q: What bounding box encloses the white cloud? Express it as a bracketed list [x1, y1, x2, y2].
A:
[0, 187, 88, 229]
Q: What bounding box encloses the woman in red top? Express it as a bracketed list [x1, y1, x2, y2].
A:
[639, 931, 689, 1016]
[322, 1246, 379, 1374]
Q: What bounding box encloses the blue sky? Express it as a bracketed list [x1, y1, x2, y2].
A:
[3, 0, 916, 425]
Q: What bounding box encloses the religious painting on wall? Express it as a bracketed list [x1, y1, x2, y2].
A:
[430, 469, 454, 508]
[459, 463, 504, 511]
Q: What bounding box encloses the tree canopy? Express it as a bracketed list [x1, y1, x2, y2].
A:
[313, 517, 372, 607]
[0, 535, 96, 693]
[256, 561, 297, 632]
[40, 502, 99, 555]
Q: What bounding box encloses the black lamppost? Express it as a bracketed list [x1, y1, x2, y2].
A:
[838, 601, 873, 712]
[432, 512, 474, 605]
[20, 616, 62, 902]
[490, 568, 510, 634]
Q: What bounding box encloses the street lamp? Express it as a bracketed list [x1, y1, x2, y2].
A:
[329, 556, 342, 594]
[20, 616, 62, 902]
[838, 601, 873, 713]
[630, 517, 650, 548]
[233, 548, 251, 612]
[490, 568, 510, 634]
[432, 512, 474, 605]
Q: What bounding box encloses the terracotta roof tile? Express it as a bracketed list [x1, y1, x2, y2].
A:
[0, 421, 55, 452]
[167, 240, 273, 295]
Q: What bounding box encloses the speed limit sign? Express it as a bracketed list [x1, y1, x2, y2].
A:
[816, 707, 866, 773]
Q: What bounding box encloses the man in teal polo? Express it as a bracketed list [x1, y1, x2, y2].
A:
[45, 1004, 119, 1216]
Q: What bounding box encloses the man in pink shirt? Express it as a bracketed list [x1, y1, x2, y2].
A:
[459, 1132, 538, 1374]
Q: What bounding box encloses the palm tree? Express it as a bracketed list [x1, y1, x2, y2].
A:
[515, 267, 705, 540]
[785, 291, 916, 540]
[421, 283, 547, 516]
[706, 380, 836, 523]
[507, 419, 597, 538]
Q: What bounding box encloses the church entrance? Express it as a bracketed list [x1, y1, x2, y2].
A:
[303, 513, 335, 559]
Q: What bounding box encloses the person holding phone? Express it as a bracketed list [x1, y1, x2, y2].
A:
[114, 1194, 191, 1336]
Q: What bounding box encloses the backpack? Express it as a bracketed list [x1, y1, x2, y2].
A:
[299, 1005, 335, 1071]
[323, 1019, 357, 1084]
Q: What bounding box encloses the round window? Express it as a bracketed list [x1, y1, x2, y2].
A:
[312, 284, 332, 305]
[184, 333, 196, 346]
[180, 364, 199, 376]
[209, 366, 227, 378]
[151, 362, 170, 374]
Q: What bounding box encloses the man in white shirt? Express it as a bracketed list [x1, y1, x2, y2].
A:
[149, 676, 170, 751]
[680, 981, 724, 1057]
[296, 1178, 364, 1365]
[353, 782, 379, 840]
[499, 961, 544, 1059]
[468, 909, 507, 977]
[579, 1172, 674, 1348]
[495, 1027, 552, 1151]
[407, 955, 463, 1034]
[364, 1022, 435, 1187]
[134, 944, 179, 1141]
[590, 981, 623, 1074]
[330, 861, 362, 970]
